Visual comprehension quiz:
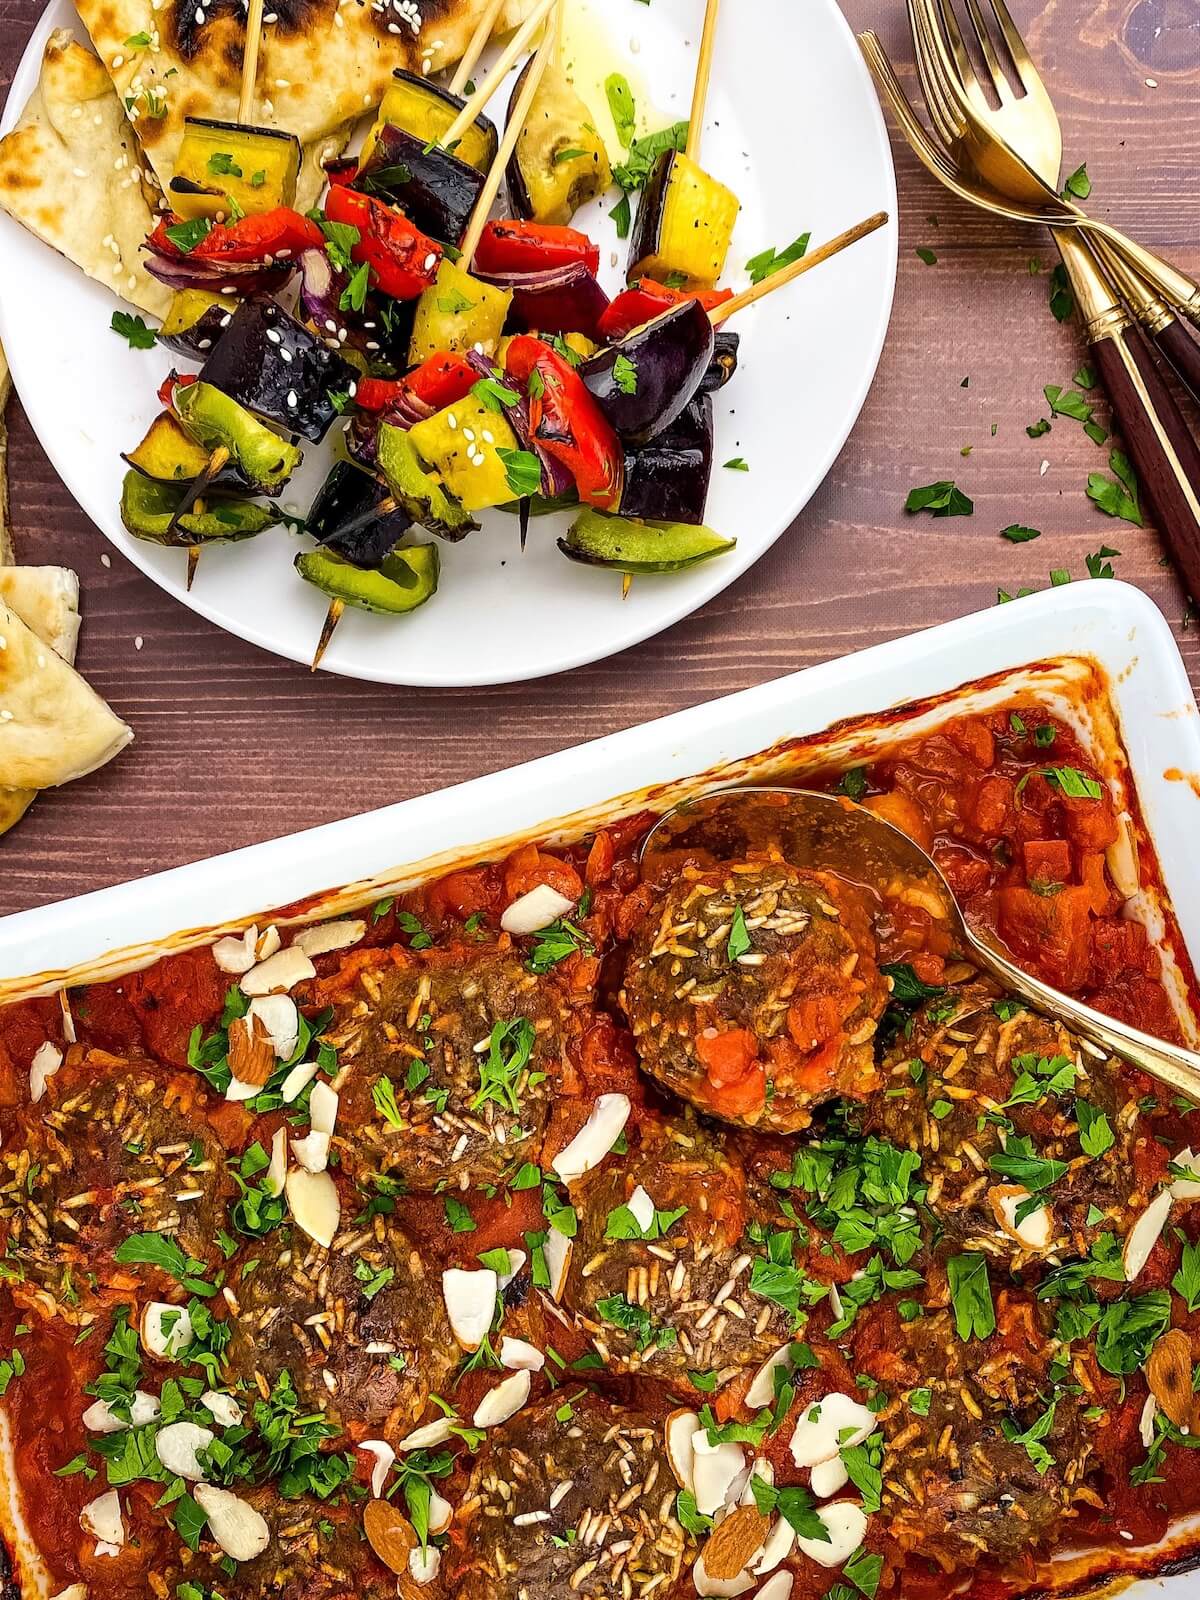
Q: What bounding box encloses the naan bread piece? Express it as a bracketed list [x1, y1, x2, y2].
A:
[0, 343, 12, 566]
[0, 600, 132, 791]
[75, 0, 536, 191]
[0, 31, 171, 318]
[0, 568, 81, 661]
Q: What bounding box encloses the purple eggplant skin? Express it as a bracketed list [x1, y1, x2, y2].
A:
[627, 150, 674, 282]
[580, 299, 714, 445]
[619, 393, 713, 525]
[701, 331, 740, 394]
[157, 299, 238, 361]
[197, 300, 358, 444]
[474, 260, 610, 340]
[307, 460, 413, 567]
[354, 125, 485, 247]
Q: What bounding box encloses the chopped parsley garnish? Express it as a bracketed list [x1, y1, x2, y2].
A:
[111, 311, 157, 349]
[946, 1252, 995, 1341]
[594, 1292, 672, 1352]
[372, 1076, 406, 1130]
[498, 448, 542, 500]
[909, 1387, 932, 1416]
[1173, 1240, 1200, 1311]
[612, 353, 639, 394]
[746, 232, 811, 286]
[443, 1195, 477, 1233]
[526, 917, 591, 974]
[727, 905, 751, 962]
[988, 1134, 1067, 1193]
[723, 457, 749, 471]
[1075, 1099, 1115, 1157]
[112, 1232, 215, 1297]
[605, 1200, 687, 1241]
[1088, 450, 1142, 526]
[207, 150, 242, 177]
[1002, 1400, 1058, 1474]
[1003, 1052, 1075, 1107]
[1086, 546, 1120, 579]
[905, 480, 974, 518]
[612, 120, 689, 195]
[880, 962, 945, 1006]
[1062, 162, 1091, 199]
[674, 1488, 712, 1535]
[915, 246, 938, 265]
[340, 260, 370, 314]
[605, 73, 637, 148]
[472, 375, 520, 412]
[553, 147, 589, 164]
[749, 1475, 830, 1540]
[164, 216, 213, 253]
[1001, 524, 1041, 543]
[354, 1258, 395, 1301]
[395, 910, 433, 950]
[471, 1018, 536, 1115]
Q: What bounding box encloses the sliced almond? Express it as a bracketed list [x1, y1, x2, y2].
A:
[754, 1575, 794, 1600]
[809, 1455, 849, 1499]
[309, 1080, 339, 1136]
[989, 1184, 1052, 1251]
[1139, 1392, 1158, 1449]
[193, 1483, 271, 1563]
[473, 1368, 531, 1428]
[242, 946, 316, 997]
[499, 1336, 544, 1371]
[201, 1390, 243, 1428]
[285, 1167, 340, 1248]
[665, 1408, 701, 1492]
[1170, 1147, 1200, 1201]
[427, 1490, 452, 1536]
[551, 1093, 631, 1185]
[627, 1185, 656, 1235]
[293, 919, 367, 958]
[247, 994, 300, 1060]
[794, 1500, 868, 1568]
[83, 1391, 160, 1434]
[80, 1490, 124, 1548]
[140, 1301, 193, 1360]
[691, 1435, 745, 1516]
[409, 1545, 441, 1586]
[1123, 1189, 1173, 1281]
[49, 1587, 89, 1600]
[1146, 1328, 1196, 1430]
[280, 1059, 319, 1104]
[213, 926, 259, 974]
[745, 1343, 794, 1411]
[496, 1248, 526, 1290]
[256, 925, 282, 961]
[544, 1229, 572, 1301]
[750, 1513, 795, 1575]
[154, 1421, 214, 1481]
[443, 1267, 498, 1350]
[227, 1013, 277, 1089]
[396, 1417, 455, 1452]
[500, 884, 575, 935]
[788, 1392, 876, 1469]
[691, 1554, 756, 1598]
[363, 1499, 416, 1576]
[702, 1506, 770, 1582]
[264, 1127, 288, 1198]
[290, 1130, 331, 1174]
[359, 1439, 396, 1498]
[29, 1041, 63, 1104]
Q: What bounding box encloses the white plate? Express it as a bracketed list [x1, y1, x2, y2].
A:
[0, 0, 897, 685]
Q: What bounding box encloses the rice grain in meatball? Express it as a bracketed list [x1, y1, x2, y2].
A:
[446, 1393, 698, 1600]
[621, 857, 886, 1129]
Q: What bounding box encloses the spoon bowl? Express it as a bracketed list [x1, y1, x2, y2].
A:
[641, 785, 1200, 1103]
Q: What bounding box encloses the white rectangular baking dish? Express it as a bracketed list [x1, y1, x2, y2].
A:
[3, 578, 1200, 1598]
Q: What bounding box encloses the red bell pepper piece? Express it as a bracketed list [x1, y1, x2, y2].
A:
[354, 355, 477, 414]
[158, 370, 197, 410]
[599, 280, 733, 341]
[505, 336, 623, 511]
[474, 220, 601, 278]
[324, 186, 441, 301]
[148, 207, 323, 264]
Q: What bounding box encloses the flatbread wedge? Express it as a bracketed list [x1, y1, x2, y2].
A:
[0, 567, 81, 662]
[0, 31, 171, 318]
[74, 0, 536, 192]
[0, 599, 132, 792]
[0, 343, 11, 567]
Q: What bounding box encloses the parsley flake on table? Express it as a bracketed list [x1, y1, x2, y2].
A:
[746, 232, 811, 286]
[1062, 162, 1092, 199]
[1086, 546, 1120, 579]
[915, 246, 938, 265]
[724, 457, 749, 471]
[905, 480, 974, 517]
[1001, 524, 1041, 543]
[1088, 451, 1143, 526]
[110, 311, 157, 349]
[1044, 383, 1094, 423]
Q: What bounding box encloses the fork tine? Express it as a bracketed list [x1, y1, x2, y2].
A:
[908, 0, 962, 146]
[932, 0, 983, 104]
[909, 0, 969, 142]
[987, 0, 1041, 85]
[962, 0, 1014, 101]
[857, 32, 969, 187]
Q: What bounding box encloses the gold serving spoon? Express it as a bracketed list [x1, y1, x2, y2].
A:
[640, 786, 1200, 1104]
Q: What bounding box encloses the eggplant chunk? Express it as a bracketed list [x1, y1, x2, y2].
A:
[158, 288, 239, 360]
[701, 331, 740, 394]
[197, 300, 357, 444]
[620, 395, 714, 526]
[119, 471, 277, 547]
[356, 125, 486, 246]
[629, 150, 740, 287]
[295, 544, 439, 615]
[169, 118, 300, 220]
[558, 507, 734, 573]
[506, 59, 612, 226]
[580, 300, 714, 445]
[307, 461, 413, 568]
[363, 70, 498, 173]
[174, 381, 302, 495]
[123, 412, 249, 490]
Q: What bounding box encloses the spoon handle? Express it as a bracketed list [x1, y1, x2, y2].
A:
[968, 933, 1200, 1105]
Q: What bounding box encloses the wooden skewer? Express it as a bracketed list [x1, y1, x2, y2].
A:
[450, 0, 510, 95]
[239, 0, 266, 124]
[686, 0, 721, 164]
[311, 599, 345, 672]
[709, 211, 890, 325]
[440, 0, 556, 155]
[460, 2, 558, 263]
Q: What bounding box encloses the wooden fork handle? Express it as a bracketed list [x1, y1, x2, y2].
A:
[1088, 325, 1200, 604]
[1151, 316, 1200, 409]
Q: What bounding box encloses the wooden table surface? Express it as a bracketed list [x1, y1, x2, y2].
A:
[1, 0, 1198, 918]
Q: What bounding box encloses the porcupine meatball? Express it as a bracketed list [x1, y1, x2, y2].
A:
[867, 981, 1158, 1268]
[222, 1216, 455, 1434]
[621, 856, 887, 1130]
[566, 1112, 800, 1380]
[446, 1392, 699, 1600]
[0, 1049, 231, 1314]
[331, 945, 585, 1190]
[867, 1298, 1095, 1572]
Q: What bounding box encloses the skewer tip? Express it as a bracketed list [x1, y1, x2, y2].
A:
[311, 598, 346, 671]
[186, 546, 201, 591]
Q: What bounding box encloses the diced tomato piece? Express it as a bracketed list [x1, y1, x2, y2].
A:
[1059, 790, 1118, 850]
[946, 717, 996, 770]
[968, 773, 1017, 837]
[862, 790, 934, 852]
[997, 884, 1094, 992]
[1089, 916, 1153, 983]
[503, 844, 584, 905]
[786, 995, 849, 1053]
[324, 185, 441, 300]
[1023, 839, 1072, 886]
[1078, 851, 1116, 916]
[696, 1027, 760, 1088]
[933, 843, 992, 899]
[585, 830, 616, 888]
[424, 866, 501, 922]
[474, 220, 600, 278]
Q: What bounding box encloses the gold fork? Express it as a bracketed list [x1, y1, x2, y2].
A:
[861, 24, 1200, 605]
[910, 0, 1200, 401]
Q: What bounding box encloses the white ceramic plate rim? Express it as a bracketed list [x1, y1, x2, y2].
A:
[0, 0, 898, 686]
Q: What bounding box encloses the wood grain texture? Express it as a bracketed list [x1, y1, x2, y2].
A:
[1, 0, 1199, 917]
